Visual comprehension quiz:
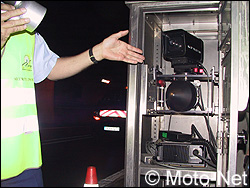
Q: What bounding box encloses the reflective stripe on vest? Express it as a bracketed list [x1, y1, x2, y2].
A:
[1, 31, 42, 180]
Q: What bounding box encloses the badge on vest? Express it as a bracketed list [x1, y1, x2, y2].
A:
[22, 55, 32, 71]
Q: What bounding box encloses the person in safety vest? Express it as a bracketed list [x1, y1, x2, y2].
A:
[1, 3, 145, 187]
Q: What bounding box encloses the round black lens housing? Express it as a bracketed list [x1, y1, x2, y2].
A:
[166, 81, 197, 112]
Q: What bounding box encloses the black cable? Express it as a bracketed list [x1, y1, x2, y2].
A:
[197, 82, 217, 147]
[196, 63, 217, 149]
[197, 102, 217, 149]
[191, 139, 217, 165]
[197, 102, 217, 150]
[191, 124, 203, 139]
[145, 141, 156, 155]
[193, 149, 216, 168]
[191, 124, 216, 169]
[198, 85, 205, 110]
[204, 114, 217, 149]
[168, 114, 172, 131]
[197, 85, 217, 148]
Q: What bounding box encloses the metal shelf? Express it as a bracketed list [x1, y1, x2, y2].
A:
[146, 109, 214, 116]
[140, 163, 217, 181]
[157, 74, 212, 82]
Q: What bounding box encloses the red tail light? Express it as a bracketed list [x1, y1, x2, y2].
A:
[93, 116, 101, 121]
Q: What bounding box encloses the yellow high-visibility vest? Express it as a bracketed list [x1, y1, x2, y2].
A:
[1, 31, 42, 180]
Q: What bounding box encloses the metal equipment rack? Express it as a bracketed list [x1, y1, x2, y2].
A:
[124, 1, 249, 187]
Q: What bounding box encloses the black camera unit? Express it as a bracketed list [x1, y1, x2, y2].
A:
[162, 29, 204, 74]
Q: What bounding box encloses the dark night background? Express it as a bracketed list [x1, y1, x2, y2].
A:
[35, 1, 129, 128]
[33, 1, 131, 186]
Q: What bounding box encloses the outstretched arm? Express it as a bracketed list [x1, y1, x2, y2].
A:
[47, 30, 145, 81]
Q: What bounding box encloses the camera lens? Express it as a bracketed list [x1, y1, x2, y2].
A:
[166, 81, 197, 112]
